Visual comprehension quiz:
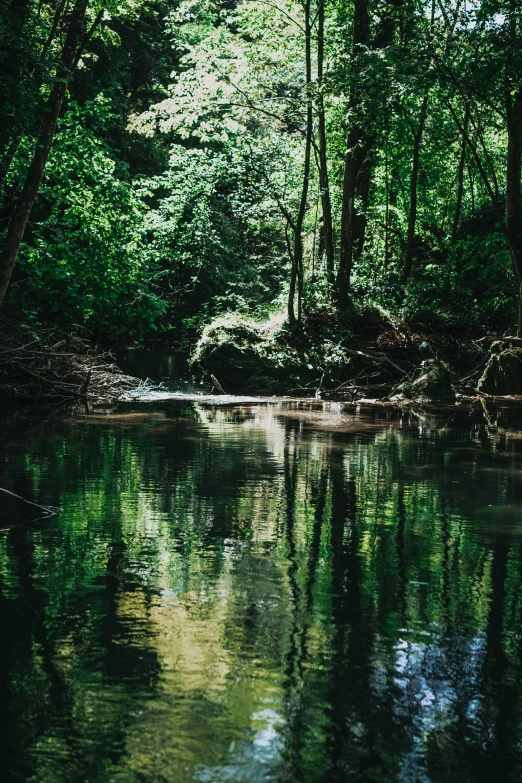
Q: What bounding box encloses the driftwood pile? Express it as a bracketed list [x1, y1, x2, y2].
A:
[303, 311, 492, 401]
[0, 313, 140, 403]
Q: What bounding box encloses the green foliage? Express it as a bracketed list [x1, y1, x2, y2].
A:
[1, 0, 522, 345]
[12, 100, 166, 337]
[142, 143, 285, 323]
[191, 308, 352, 391]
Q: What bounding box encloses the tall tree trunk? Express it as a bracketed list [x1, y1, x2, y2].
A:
[506, 97, 522, 337]
[0, 0, 89, 307]
[288, 0, 312, 327]
[352, 0, 404, 271]
[352, 145, 372, 266]
[337, 0, 369, 303]
[450, 103, 470, 246]
[316, 0, 334, 282]
[337, 0, 403, 300]
[402, 92, 428, 282]
[505, 4, 522, 336]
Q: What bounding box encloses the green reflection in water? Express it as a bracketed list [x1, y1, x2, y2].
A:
[1, 401, 522, 783]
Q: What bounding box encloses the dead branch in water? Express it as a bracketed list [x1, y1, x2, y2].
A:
[210, 374, 226, 394]
[0, 486, 61, 514]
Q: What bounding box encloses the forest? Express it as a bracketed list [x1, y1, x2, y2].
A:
[1, 0, 522, 396]
[4, 4, 522, 779]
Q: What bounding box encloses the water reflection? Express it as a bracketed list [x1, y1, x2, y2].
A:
[1, 401, 522, 782]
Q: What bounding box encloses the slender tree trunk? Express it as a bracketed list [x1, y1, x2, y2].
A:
[385, 157, 390, 269]
[352, 0, 404, 271]
[505, 4, 522, 336]
[337, 0, 369, 303]
[352, 146, 372, 266]
[402, 92, 428, 282]
[384, 139, 393, 268]
[0, 0, 89, 307]
[506, 92, 522, 336]
[445, 107, 469, 292]
[468, 158, 475, 216]
[288, 0, 312, 328]
[316, 0, 334, 282]
[451, 103, 470, 246]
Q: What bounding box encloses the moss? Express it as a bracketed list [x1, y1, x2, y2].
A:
[392, 360, 455, 401]
[478, 345, 522, 395]
[189, 310, 352, 392]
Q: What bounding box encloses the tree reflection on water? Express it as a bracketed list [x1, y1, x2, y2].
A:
[1, 401, 522, 782]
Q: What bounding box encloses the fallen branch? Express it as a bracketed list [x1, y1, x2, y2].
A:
[211, 374, 226, 394]
[343, 347, 406, 376]
[0, 311, 142, 402]
[475, 336, 522, 345]
[0, 487, 61, 513]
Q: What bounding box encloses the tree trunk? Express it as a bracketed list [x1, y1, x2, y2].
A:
[337, 0, 369, 303]
[505, 5, 522, 336]
[352, 145, 372, 266]
[337, 0, 403, 300]
[316, 0, 334, 282]
[450, 103, 470, 246]
[506, 95, 522, 336]
[0, 0, 89, 307]
[288, 0, 312, 328]
[402, 92, 428, 282]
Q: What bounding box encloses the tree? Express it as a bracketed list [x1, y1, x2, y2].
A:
[315, 0, 335, 282]
[337, 0, 369, 303]
[337, 0, 403, 301]
[288, 0, 313, 327]
[0, 0, 99, 306]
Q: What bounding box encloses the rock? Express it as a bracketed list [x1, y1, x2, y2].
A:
[189, 312, 322, 392]
[391, 359, 455, 402]
[190, 311, 356, 394]
[478, 343, 522, 395]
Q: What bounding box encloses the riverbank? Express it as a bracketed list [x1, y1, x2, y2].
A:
[189, 304, 491, 401]
[3, 302, 521, 405]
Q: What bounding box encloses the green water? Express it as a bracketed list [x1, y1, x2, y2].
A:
[2, 400, 522, 782]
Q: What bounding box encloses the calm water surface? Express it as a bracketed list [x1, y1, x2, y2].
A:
[2, 399, 522, 783]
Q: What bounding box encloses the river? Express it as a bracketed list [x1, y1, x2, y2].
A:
[1, 396, 522, 782]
